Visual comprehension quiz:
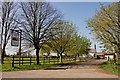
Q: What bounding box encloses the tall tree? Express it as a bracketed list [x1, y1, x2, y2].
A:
[70, 34, 91, 57]
[87, 3, 120, 61]
[39, 43, 51, 56]
[1, 2, 18, 64]
[47, 21, 75, 62]
[19, 2, 61, 65]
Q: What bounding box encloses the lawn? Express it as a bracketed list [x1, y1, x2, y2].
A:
[2, 56, 94, 72]
[2, 61, 77, 72]
[2, 57, 77, 72]
[99, 61, 120, 74]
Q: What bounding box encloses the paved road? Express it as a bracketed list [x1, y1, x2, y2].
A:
[2, 59, 118, 78]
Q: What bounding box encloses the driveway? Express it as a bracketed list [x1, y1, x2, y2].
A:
[2, 59, 118, 78]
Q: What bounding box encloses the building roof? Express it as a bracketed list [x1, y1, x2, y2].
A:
[89, 49, 96, 53]
[96, 52, 105, 55]
[104, 53, 114, 55]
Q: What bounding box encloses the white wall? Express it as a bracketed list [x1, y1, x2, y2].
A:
[89, 53, 95, 57]
[105, 55, 114, 60]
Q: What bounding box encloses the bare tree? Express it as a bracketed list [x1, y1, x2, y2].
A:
[1, 2, 18, 64]
[19, 2, 61, 65]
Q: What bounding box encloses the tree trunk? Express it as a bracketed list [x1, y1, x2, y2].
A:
[1, 44, 6, 64]
[118, 48, 120, 62]
[113, 53, 116, 63]
[1, 50, 4, 64]
[36, 48, 40, 65]
[59, 53, 62, 63]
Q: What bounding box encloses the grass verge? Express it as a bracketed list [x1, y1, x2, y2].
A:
[99, 61, 120, 74]
[2, 61, 76, 72]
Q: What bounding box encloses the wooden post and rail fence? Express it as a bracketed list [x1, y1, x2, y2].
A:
[10, 56, 76, 68]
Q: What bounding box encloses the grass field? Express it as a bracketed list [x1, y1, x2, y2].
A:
[3, 57, 75, 65]
[2, 57, 77, 72]
[2, 61, 77, 72]
[99, 61, 120, 74]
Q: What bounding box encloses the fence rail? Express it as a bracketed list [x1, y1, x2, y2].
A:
[3, 56, 76, 68]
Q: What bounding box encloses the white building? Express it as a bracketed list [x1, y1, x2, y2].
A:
[43, 52, 65, 57]
[104, 53, 115, 61]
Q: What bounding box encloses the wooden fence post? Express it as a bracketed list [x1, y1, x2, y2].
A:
[43, 57, 45, 64]
[12, 55, 14, 68]
[57, 57, 59, 63]
[22, 57, 23, 65]
[108, 56, 110, 61]
[19, 56, 21, 66]
[75, 56, 76, 62]
[30, 56, 31, 65]
[49, 57, 50, 64]
[53, 58, 55, 63]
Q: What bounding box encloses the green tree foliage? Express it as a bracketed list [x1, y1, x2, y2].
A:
[44, 21, 91, 62]
[46, 21, 75, 62]
[39, 44, 51, 56]
[87, 3, 120, 56]
[70, 34, 91, 57]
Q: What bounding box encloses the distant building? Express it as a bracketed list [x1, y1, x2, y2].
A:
[21, 52, 32, 57]
[104, 53, 116, 61]
[43, 52, 65, 57]
[96, 52, 105, 59]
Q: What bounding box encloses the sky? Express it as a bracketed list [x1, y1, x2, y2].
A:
[4, 2, 112, 55]
[51, 2, 111, 52]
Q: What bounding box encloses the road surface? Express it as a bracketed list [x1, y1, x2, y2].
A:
[2, 59, 118, 78]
